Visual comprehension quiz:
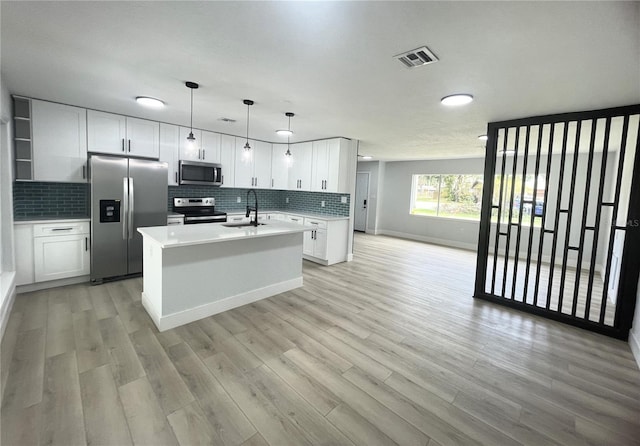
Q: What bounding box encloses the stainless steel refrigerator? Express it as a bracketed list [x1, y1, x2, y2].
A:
[90, 155, 168, 282]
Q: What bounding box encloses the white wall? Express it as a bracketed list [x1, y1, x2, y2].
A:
[0, 71, 17, 340]
[378, 157, 485, 250]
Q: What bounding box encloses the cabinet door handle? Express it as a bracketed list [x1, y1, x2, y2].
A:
[221, 175, 224, 185]
[202, 149, 205, 159]
[128, 139, 131, 152]
[85, 237, 88, 251]
[122, 138, 125, 152]
[272, 178, 274, 188]
[51, 227, 74, 231]
[82, 165, 86, 179]
[175, 172, 178, 183]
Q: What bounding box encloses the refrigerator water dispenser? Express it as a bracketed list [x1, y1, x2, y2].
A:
[99, 199, 121, 223]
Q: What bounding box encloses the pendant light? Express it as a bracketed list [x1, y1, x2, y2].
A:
[185, 81, 199, 148]
[243, 99, 254, 151]
[283, 112, 294, 158]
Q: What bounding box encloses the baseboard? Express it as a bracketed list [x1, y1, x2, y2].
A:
[0, 271, 16, 341]
[630, 330, 640, 370]
[142, 277, 303, 332]
[16, 275, 89, 293]
[378, 230, 478, 252]
[347, 253, 354, 262]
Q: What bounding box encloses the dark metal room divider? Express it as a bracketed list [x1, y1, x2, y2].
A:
[474, 105, 640, 340]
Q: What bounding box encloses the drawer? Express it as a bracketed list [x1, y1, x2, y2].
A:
[286, 215, 304, 225]
[33, 221, 90, 237]
[304, 218, 327, 229]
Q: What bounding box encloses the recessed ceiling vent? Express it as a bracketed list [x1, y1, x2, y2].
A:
[395, 46, 438, 68]
[218, 117, 236, 123]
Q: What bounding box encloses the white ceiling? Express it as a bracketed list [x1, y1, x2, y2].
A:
[2, 1, 639, 161]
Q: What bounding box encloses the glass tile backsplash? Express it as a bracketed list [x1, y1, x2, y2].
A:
[13, 181, 90, 219]
[13, 181, 350, 220]
[168, 186, 350, 216]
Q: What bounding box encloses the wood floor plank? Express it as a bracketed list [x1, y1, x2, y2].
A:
[129, 327, 195, 415]
[248, 364, 356, 446]
[166, 342, 256, 446]
[0, 399, 41, 446]
[88, 284, 118, 320]
[118, 376, 179, 446]
[285, 348, 430, 446]
[235, 328, 296, 363]
[68, 284, 94, 313]
[326, 404, 397, 446]
[0, 310, 23, 398]
[40, 351, 86, 446]
[98, 316, 146, 387]
[1, 327, 45, 409]
[18, 291, 48, 332]
[79, 363, 133, 446]
[263, 353, 342, 416]
[241, 432, 270, 446]
[204, 352, 313, 446]
[72, 309, 110, 373]
[167, 400, 224, 446]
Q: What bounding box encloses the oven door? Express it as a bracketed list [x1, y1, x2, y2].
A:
[183, 215, 228, 224]
[179, 161, 222, 186]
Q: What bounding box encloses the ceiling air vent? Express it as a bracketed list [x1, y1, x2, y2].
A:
[218, 117, 236, 123]
[395, 46, 438, 68]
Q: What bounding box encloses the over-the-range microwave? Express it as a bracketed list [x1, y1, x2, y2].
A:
[179, 160, 222, 186]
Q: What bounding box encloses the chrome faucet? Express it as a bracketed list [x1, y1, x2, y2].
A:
[246, 189, 258, 226]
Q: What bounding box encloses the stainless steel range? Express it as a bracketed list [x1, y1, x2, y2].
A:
[173, 197, 227, 224]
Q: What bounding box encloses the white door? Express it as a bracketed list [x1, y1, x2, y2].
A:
[311, 140, 329, 191]
[34, 234, 90, 282]
[179, 127, 202, 161]
[126, 117, 159, 159]
[253, 141, 273, 188]
[234, 137, 255, 188]
[354, 172, 369, 232]
[271, 144, 289, 189]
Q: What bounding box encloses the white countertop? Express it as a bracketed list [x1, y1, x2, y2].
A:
[224, 210, 349, 221]
[138, 221, 312, 248]
[14, 217, 90, 225]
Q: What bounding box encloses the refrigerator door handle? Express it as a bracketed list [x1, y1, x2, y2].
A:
[122, 177, 129, 240]
[128, 177, 134, 240]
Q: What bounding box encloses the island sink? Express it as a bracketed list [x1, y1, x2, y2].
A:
[222, 222, 267, 228]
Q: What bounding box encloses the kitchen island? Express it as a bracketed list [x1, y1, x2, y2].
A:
[138, 221, 311, 331]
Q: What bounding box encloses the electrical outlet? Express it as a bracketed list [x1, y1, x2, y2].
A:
[237, 197, 241, 203]
[341, 196, 347, 204]
[321, 201, 325, 207]
[286, 197, 290, 203]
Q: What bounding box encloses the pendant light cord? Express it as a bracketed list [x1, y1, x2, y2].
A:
[246, 104, 250, 145]
[190, 88, 194, 132]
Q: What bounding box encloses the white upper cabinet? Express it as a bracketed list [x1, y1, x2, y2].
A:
[287, 142, 313, 191]
[126, 117, 160, 159]
[312, 138, 352, 193]
[179, 128, 219, 163]
[201, 130, 221, 163]
[220, 134, 235, 188]
[178, 127, 202, 161]
[31, 99, 87, 183]
[271, 144, 289, 190]
[159, 123, 179, 186]
[87, 110, 159, 159]
[234, 138, 272, 188]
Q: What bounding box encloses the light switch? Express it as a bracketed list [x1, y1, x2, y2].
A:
[321, 201, 325, 207]
[341, 196, 347, 204]
[237, 197, 241, 203]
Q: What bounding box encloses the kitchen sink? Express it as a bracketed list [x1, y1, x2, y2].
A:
[222, 222, 266, 228]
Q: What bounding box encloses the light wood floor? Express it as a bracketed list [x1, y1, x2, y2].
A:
[2, 233, 639, 446]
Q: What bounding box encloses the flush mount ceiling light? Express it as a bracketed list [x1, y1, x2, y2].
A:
[441, 94, 474, 106]
[478, 135, 488, 141]
[276, 112, 295, 137]
[362, 156, 373, 160]
[282, 112, 295, 158]
[185, 81, 199, 146]
[136, 96, 164, 108]
[243, 99, 254, 151]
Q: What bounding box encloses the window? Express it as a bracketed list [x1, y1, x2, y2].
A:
[410, 174, 484, 220]
[492, 174, 546, 226]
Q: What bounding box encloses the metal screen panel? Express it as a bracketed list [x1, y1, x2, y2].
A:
[474, 105, 640, 340]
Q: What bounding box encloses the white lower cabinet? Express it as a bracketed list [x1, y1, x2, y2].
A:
[15, 220, 90, 286]
[34, 221, 90, 282]
[303, 217, 348, 265]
